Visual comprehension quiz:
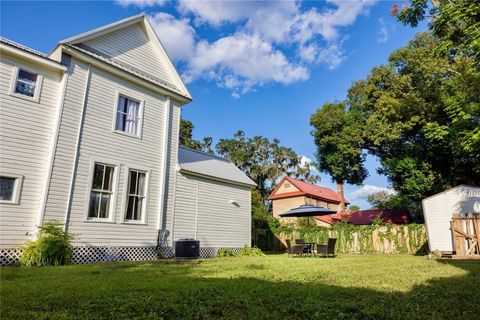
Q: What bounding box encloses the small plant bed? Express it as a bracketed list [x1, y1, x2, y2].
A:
[1, 254, 479, 319]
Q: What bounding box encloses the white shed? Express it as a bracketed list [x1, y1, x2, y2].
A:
[422, 185, 480, 253]
[172, 147, 256, 254]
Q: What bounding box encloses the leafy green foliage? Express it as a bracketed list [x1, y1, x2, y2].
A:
[395, 0, 480, 67]
[217, 246, 265, 258]
[19, 221, 73, 266]
[310, 102, 368, 210]
[216, 248, 236, 257]
[237, 245, 265, 257]
[274, 222, 428, 255]
[312, 32, 480, 215]
[217, 131, 320, 198]
[348, 204, 360, 211]
[179, 118, 214, 154]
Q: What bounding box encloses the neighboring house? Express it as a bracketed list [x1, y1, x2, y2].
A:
[422, 185, 480, 253]
[0, 14, 255, 265]
[268, 176, 347, 224]
[314, 209, 409, 226]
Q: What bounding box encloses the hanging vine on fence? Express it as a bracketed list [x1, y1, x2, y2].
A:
[272, 222, 427, 254]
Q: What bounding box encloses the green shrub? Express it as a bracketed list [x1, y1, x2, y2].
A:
[20, 221, 73, 266]
[237, 245, 265, 257]
[217, 248, 236, 257]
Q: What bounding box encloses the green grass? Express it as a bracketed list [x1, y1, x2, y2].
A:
[1, 254, 479, 319]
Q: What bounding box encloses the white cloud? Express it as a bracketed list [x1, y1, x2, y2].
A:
[377, 18, 389, 43]
[116, 0, 165, 8]
[349, 185, 396, 200]
[184, 32, 309, 95]
[149, 12, 196, 61]
[123, 1, 378, 96]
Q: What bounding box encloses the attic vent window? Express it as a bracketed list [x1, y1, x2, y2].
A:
[284, 182, 291, 188]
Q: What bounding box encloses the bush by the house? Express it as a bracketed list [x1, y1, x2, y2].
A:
[237, 245, 265, 257]
[20, 221, 73, 266]
[217, 248, 237, 257]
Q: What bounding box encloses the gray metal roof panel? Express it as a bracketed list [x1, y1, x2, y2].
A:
[177, 146, 256, 187]
[0, 37, 62, 65]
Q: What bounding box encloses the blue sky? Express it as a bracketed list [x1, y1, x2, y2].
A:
[1, 1, 426, 209]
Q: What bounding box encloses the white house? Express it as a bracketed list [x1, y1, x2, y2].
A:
[422, 185, 480, 253]
[0, 14, 255, 265]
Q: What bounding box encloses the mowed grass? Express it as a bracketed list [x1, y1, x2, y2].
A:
[1, 254, 479, 319]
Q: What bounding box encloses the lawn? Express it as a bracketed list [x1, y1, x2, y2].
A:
[1, 254, 479, 319]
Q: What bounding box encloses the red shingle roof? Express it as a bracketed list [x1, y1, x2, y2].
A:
[315, 209, 409, 225]
[268, 176, 348, 204]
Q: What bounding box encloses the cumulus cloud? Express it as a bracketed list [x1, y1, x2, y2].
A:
[118, 0, 378, 96]
[116, 0, 165, 8]
[350, 185, 396, 200]
[377, 18, 389, 43]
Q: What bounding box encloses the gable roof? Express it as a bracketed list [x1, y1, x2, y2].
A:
[268, 176, 348, 204]
[177, 146, 256, 187]
[51, 13, 191, 101]
[315, 209, 409, 225]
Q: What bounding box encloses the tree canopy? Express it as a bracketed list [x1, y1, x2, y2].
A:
[216, 130, 320, 198]
[179, 119, 214, 154]
[311, 31, 479, 214]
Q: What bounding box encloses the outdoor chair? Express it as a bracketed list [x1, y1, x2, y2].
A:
[295, 239, 312, 254]
[286, 239, 305, 257]
[316, 238, 337, 258]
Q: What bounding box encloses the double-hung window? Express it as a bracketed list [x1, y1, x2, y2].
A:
[0, 175, 22, 204]
[10, 67, 43, 102]
[115, 95, 142, 137]
[125, 169, 147, 222]
[88, 163, 115, 220]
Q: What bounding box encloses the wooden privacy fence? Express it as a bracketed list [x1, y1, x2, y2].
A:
[276, 224, 427, 254]
[451, 214, 480, 258]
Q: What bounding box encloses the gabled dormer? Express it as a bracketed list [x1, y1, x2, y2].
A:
[48, 13, 191, 102]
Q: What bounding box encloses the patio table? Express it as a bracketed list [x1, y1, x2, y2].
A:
[303, 242, 316, 255]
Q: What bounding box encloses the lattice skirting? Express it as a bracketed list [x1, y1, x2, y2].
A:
[1, 246, 243, 265]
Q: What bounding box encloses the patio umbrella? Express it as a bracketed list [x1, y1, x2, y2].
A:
[279, 204, 337, 217]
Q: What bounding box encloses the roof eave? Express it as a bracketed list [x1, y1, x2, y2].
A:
[179, 169, 257, 188]
[0, 42, 66, 72]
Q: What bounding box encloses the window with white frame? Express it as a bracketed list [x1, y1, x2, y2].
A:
[88, 163, 115, 219]
[14, 69, 39, 97]
[0, 175, 22, 204]
[115, 94, 142, 136]
[125, 169, 147, 221]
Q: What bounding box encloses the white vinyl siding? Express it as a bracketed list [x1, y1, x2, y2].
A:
[0, 53, 63, 248]
[82, 23, 174, 86]
[44, 57, 180, 246]
[173, 173, 251, 248]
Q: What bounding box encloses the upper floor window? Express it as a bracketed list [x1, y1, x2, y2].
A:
[0, 175, 22, 204]
[10, 67, 43, 102]
[88, 163, 116, 220]
[125, 169, 147, 222]
[114, 94, 143, 137]
[15, 69, 38, 97]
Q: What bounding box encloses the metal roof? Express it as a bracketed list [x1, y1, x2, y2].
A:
[0, 37, 62, 65]
[177, 146, 256, 187]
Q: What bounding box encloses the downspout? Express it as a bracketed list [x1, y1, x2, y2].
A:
[64, 64, 92, 232]
[157, 96, 172, 237]
[38, 70, 68, 227]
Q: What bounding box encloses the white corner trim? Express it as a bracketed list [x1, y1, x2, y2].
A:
[64, 64, 92, 231]
[38, 71, 69, 226]
[157, 96, 171, 230]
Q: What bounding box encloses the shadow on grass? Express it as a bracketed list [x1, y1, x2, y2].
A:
[1, 258, 479, 319]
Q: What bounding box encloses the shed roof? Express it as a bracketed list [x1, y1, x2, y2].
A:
[177, 146, 256, 187]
